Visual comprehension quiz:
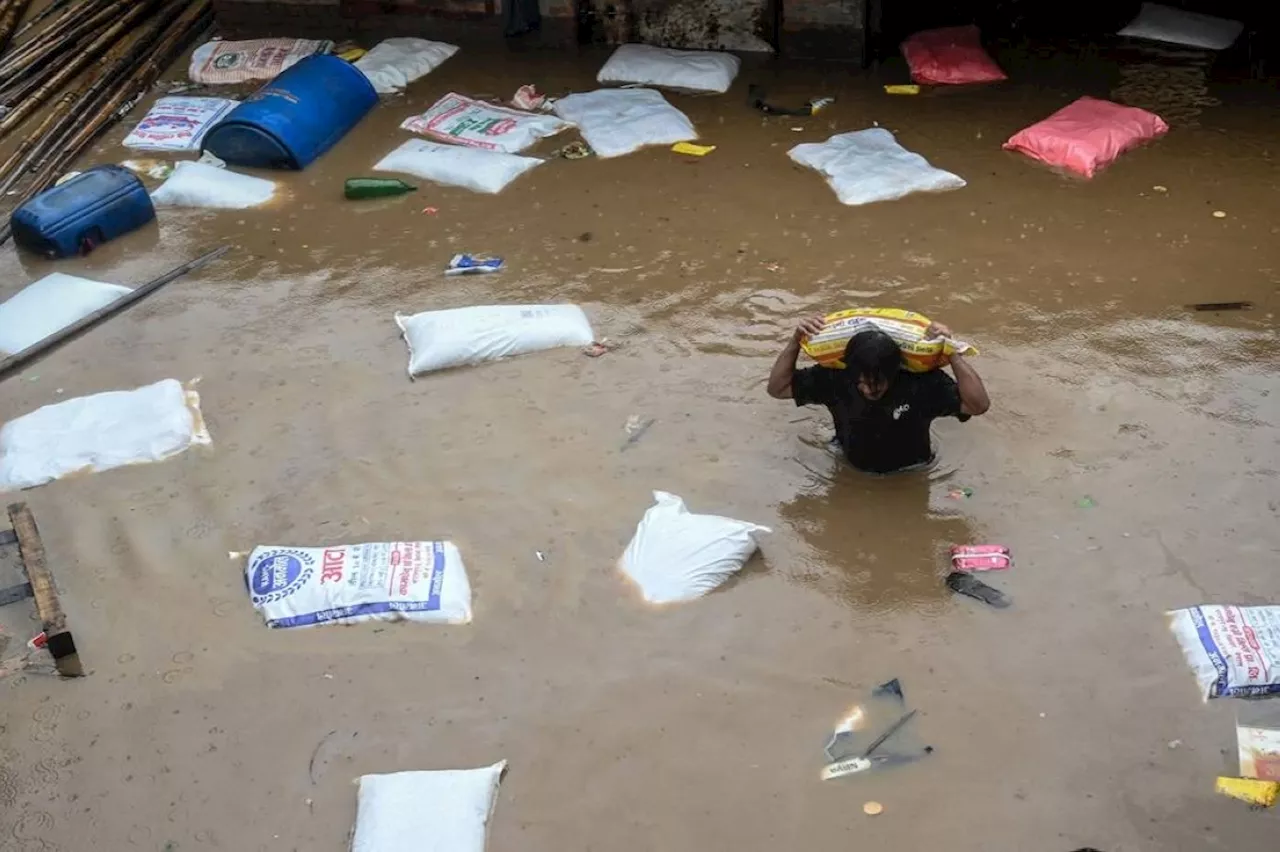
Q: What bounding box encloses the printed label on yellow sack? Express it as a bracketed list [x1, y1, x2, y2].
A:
[799, 307, 977, 372]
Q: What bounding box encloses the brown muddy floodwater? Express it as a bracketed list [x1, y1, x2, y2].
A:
[0, 39, 1278, 852]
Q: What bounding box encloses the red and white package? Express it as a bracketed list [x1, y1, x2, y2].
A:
[400, 93, 568, 153]
[901, 26, 1006, 86]
[1003, 96, 1169, 178]
[950, 544, 1011, 572]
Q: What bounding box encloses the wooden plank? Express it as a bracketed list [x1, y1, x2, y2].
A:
[8, 501, 81, 675]
[8, 502, 60, 630]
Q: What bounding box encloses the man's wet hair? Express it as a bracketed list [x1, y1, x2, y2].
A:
[843, 329, 902, 385]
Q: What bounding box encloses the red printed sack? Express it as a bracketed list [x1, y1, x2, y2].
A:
[901, 26, 1006, 85]
[1003, 96, 1169, 178]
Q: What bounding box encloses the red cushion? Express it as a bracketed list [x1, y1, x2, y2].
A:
[1003, 96, 1169, 178]
[901, 26, 1007, 85]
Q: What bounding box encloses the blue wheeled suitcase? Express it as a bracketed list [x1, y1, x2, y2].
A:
[11, 165, 156, 259]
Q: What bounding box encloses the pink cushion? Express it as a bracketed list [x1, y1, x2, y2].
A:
[1003, 96, 1169, 178]
[901, 26, 1007, 85]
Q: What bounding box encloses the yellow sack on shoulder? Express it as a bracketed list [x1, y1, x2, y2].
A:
[800, 307, 977, 373]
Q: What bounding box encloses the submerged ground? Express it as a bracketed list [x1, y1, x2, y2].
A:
[0, 36, 1277, 852]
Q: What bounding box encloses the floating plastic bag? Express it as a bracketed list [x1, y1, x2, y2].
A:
[374, 139, 542, 194]
[0, 379, 209, 491]
[122, 96, 238, 152]
[597, 43, 740, 94]
[789, 128, 965, 206]
[1119, 3, 1243, 51]
[396, 304, 593, 376]
[401, 93, 569, 153]
[188, 38, 332, 85]
[245, 541, 472, 628]
[1003, 96, 1169, 178]
[150, 161, 277, 209]
[1238, 704, 1280, 781]
[1167, 605, 1280, 699]
[0, 273, 130, 355]
[352, 762, 506, 852]
[901, 26, 1006, 85]
[620, 491, 770, 604]
[354, 37, 459, 94]
[800, 307, 977, 372]
[553, 89, 697, 158]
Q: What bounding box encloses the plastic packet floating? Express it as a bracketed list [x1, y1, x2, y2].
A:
[446, 254, 504, 276]
[950, 544, 1011, 572]
[822, 678, 930, 781]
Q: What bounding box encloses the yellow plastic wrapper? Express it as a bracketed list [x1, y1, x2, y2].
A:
[671, 142, 716, 156]
[800, 307, 978, 372]
[1215, 776, 1279, 808]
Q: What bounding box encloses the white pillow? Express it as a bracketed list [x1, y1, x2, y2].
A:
[552, 88, 696, 158]
[789, 128, 966, 206]
[351, 762, 507, 852]
[151, 161, 276, 209]
[598, 43, 740, 94]
[355, 37, 459, 94]
[374, 139, 541, 194]
[1118, 3, 1243, 51]
[0, 273, 130, 355]
[396, 304, 594, 376]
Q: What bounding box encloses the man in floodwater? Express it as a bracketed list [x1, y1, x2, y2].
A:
[767, 316, 990, 473]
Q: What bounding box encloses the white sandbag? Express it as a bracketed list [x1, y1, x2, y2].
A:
[150, 161, 277, 209]
[552, 89, 697, 158]
[0, 379, 209, 491]
[1167, 605, 1280, 699]
[620, 491, 770, 604]
[245, 541, 472, 628]
[597, 43, 740, 94]
[1119, 3, 1243, 51]
[355, 37, 459, 94]
[0, 273, 130, 355]
[788, 128, 966, 206]
[401, 93, 569, 153]
[396, 304, 594, 376]
[122, 96, 238, 152]
[352, 762, 506, 852]
[374, 139, 542, 194]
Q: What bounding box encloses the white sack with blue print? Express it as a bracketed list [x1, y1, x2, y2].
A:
[244, 541, 472, 628]
[1167, 605, 1280, 699]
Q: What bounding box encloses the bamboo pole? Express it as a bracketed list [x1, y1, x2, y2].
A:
[0, 0, 113, 83]
[0, 1, 211, 242]
[0, 0, 161, 139]
[0, 246, 231, 380]
[0, 0, 33, 55]
[0, 1, 178, 191]
[9, 0, 74, 45]
[30, 1, 201, 171]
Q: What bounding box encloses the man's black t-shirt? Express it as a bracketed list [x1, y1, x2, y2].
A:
[792, 366, 969, 473]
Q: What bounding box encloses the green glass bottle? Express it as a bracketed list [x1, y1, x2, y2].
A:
[344, 178, 417, 200]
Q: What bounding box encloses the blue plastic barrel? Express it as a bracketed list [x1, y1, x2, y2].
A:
[202, 55, 377, 170]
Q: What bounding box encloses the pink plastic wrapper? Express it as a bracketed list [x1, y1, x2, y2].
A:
[950, 544, 1011, 572]
[901, 26, 1006, 85]
[1003, 96, 1169, 178]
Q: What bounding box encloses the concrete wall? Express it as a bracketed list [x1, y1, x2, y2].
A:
[211, 0, 866, 58]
